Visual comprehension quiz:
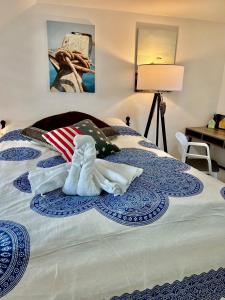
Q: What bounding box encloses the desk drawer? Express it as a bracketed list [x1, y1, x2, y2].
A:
[185, 129, 202, 139]
[202, 134, 224, 147]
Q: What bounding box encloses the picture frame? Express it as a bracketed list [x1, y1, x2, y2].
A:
[135, 23, 178, 91]
[47, 20, 95, 94]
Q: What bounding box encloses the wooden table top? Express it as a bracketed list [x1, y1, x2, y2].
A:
[186, 127, 225, 142]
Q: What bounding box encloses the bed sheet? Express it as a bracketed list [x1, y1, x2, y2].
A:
[0, 119, 225, 299]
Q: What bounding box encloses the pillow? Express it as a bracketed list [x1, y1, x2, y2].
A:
[42, 126, 82, 162]
[31, 111, 118, 137]
[21, 127, 56, 150]
[101, 127, 118, 139]
[73, 119, 120, 158]
[101, 117, 128, 127]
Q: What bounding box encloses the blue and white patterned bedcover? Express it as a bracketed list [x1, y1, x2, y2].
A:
[0, 124, 225, 300]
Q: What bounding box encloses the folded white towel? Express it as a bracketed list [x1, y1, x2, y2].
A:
[94, 159, 143, 196]
[28, 163, 70, 195]
[29, 135, 143, 197]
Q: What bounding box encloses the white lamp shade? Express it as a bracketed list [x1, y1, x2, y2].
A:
[137, 64, 184, 91]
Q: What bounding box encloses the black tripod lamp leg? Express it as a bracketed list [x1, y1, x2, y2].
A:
[160, 107, 168, 153]
[156, 94, 161, 147]
[144, 93, 158, 138]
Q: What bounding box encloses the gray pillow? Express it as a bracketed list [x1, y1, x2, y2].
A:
[21, 127, 55, 150]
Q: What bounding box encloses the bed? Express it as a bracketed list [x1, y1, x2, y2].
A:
[0, 117, 225, 300]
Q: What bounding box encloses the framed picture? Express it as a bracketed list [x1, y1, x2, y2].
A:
[135, 23, 178, 90]
[47, 20, 95, 93]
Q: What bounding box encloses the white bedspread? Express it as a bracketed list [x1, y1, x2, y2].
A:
[0, 119, 225, 300]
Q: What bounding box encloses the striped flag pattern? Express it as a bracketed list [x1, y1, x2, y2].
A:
[42, 126, 82, 162]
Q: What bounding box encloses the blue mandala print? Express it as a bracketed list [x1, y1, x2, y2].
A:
[30, 149, 203, 226]
[95, 149, 202, 225]
[0, 130, 30, 143]
[221, 187, 225, 199]
[105, 148, 157, 165]
[37, 155, 66, 168]
[0, 147, 41, 161]
[95, 186, 168, 226]
[138, 140, 159, 150]
[112, 126, 142, 136]
[31, 188, 96, 217]
[13, 172, 31, 193]
[140, 157, 201, 198]
[0, 221, 30, 298]
[111, 268, 225, 300]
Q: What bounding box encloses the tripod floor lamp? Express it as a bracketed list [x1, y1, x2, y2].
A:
[136, 64, 184, 152]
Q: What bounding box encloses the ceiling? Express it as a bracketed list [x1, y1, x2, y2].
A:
[37, 0, 225, 23]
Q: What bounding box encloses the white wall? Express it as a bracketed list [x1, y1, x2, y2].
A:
[217, 64, 225, 114]
[1, 1, 225, 157]
[212, 63, 225, 176]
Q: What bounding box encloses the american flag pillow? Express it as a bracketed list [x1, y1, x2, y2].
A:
[42, 126, 82, 162]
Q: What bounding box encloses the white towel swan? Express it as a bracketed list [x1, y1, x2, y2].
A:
[29, 135, 143, 197]
[63, 135, 143, 196]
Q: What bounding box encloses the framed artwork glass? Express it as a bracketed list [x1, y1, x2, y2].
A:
[135, 23, 178, 90]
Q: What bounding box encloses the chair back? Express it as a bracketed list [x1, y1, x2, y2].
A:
[175, 132, 188, 162]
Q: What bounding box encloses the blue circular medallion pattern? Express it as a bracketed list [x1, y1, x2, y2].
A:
[105, 148, 157, 165]
[139, 157, 201, 198]
[0, 130, 31, 143]
[95, 186, 168, 226]
[0, 221, 30, 298]
[37, 155, 66, 168]
[221, 187, 225, 199]
[13, 172, 31, 193]
[30, 148, 203, 226]
[111, 268, 225, 300]
[138, 140, 159, 149]
[112, 126, 141, 136]
[0, 147, 41, 161]
[31, 188, 96, 217]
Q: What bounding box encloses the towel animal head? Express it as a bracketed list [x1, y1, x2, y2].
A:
[73, 135, 96, 164]
[74, 135, 95, 148]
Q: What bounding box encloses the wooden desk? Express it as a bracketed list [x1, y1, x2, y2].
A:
[185, 127, 225, 149]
